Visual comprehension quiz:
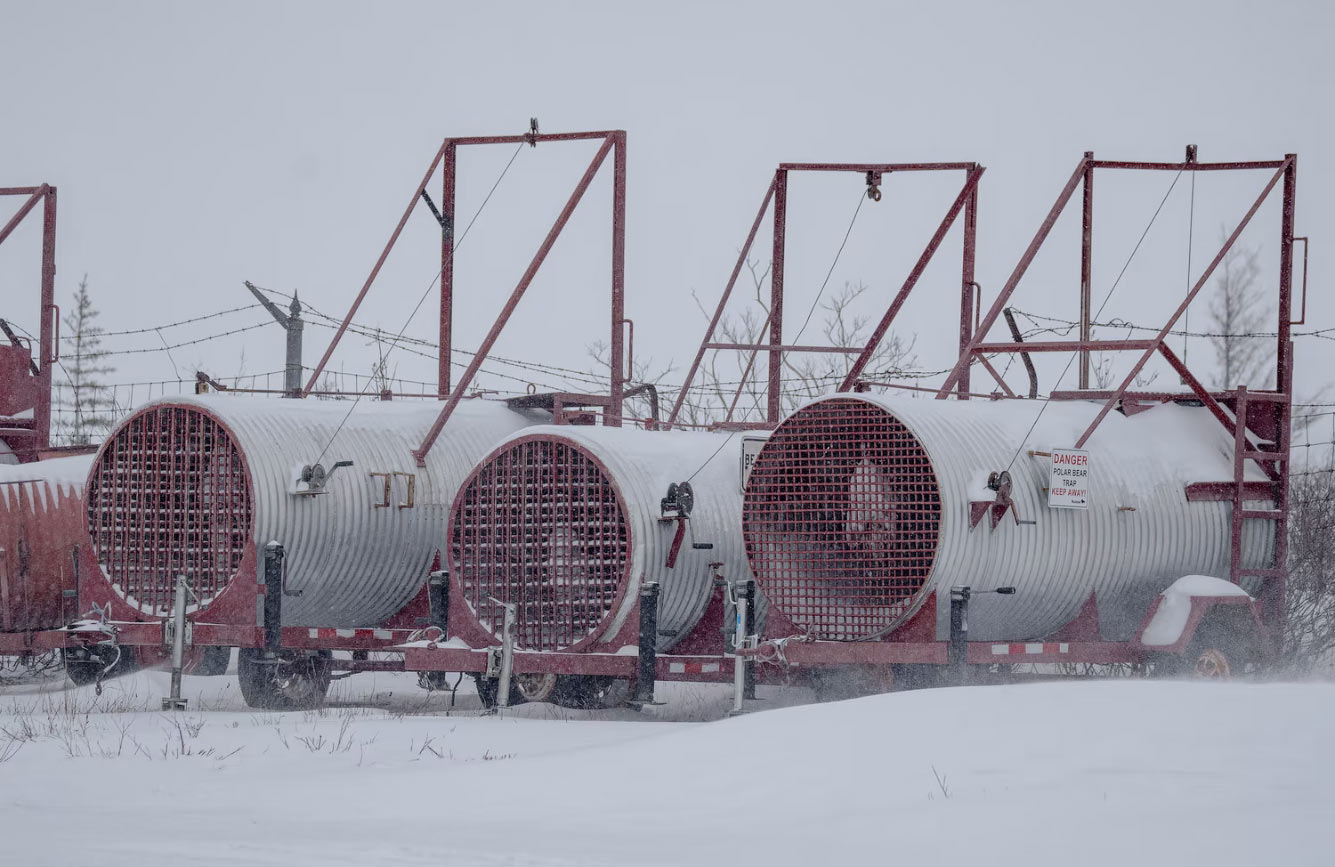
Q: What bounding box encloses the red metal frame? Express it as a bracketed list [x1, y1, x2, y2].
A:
[296, 128, 629, 466]
[666, 161, 983, 430]
[934, 150, 1296, 635]
[0, 185, 57, 461]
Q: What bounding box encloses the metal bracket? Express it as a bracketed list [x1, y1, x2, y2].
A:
[162, 616, 194, 647]
[968, 470, 1017, 530]
[484, 646, 503, 678]
[395, 472, 416, 509]
[370, 471, 418, 509]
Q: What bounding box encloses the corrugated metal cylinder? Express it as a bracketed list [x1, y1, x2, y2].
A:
[743, 394, 1275, 642]
[0, 454, 93, 632]
[449, 425, 758, 652]
[84, 395, 546, 626]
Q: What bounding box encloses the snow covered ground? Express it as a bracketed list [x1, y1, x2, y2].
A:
[1, 665, 1331, 866]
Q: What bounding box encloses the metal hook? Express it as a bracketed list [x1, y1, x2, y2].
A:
[865, 170, 882, 202]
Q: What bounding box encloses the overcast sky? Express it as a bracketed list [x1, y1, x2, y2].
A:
[2, 1, 1330, 421]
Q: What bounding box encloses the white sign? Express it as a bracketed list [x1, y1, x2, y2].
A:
[740, 436, 766, 492]
[1048, 448, 1090, 509]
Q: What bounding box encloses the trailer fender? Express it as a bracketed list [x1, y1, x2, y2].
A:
[1135, 575, 1271, 660]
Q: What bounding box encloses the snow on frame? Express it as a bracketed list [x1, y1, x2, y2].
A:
[1141, 574, 1253, 647]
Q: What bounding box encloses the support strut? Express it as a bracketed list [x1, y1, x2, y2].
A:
[631, 582, 660, 708]
[263, 542, 284, 656]
[949, 586, 970, 686]
[427, 570, 449, 635]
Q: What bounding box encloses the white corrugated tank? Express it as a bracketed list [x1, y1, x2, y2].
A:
[85, 394, 547, 625]
[449, 425, 758, 653]
[743, 394, 1275, 642]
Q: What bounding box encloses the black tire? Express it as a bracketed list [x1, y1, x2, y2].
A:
[193, 646, 232, 677]
[550, 675, 630, 710]
[64, 654, 102, 686]
[237, 649, 332, 710]
[809, 665, 896, 702]
[473, 674, 526, 709]
[63, 645, 136, 686]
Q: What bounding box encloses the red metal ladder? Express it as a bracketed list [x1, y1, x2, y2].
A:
[1228, 386, 1289, 628]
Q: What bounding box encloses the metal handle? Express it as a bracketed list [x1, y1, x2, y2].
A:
[49, 303, 59, 363]
[622, 318, 634, 384]
[1290, 237, 1309, 325]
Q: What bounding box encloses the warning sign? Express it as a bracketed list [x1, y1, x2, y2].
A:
[1048, 448, 1090, 509]
[740, 436, 766, 492]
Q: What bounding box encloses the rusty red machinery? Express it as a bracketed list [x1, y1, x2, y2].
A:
[0, 184, 58, 464]
[0, 185, 113, 677]
[0, 456, 89, 656]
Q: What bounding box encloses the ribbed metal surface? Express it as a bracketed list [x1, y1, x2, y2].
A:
[450, 426, 756, 652]
[85, 395, 545, 625]
[744, 395, 1275, 642]
[0, 454, 93, 632]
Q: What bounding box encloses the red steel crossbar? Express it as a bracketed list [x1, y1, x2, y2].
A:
[666, 161, 983, 430]
[295, 126, 628, 466]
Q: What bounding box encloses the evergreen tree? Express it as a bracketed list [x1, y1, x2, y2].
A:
[60, 275, 116, 445]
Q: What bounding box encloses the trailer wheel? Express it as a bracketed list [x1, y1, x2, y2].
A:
[514, 672, 559, 703]
[1159, 623, 1252, 680]
[473, 675, 526, 709]
[193, 646, 232, 676]
[1190, 647, 1231, 678]
[238, 649, 332, 710]
[63, 645, 136, 686]
[551, 676, 630, 710]
[809, 665, 895, 702]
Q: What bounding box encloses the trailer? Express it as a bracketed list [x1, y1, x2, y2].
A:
[9, 140, 1298, 712]
[51, 127, 638, 708]
[732, 149, 1299, 699]
[394, 155, 987, 709]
